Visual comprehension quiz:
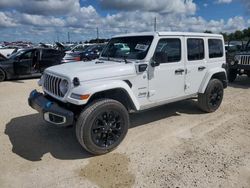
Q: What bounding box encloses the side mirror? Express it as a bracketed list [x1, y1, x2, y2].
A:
[151, 51, 168, 67]
[151, 59, 160, 67]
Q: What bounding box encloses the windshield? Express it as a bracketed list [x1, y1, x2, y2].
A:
[8, 50, 26, 59]
[101, 36, 154, 60]
[72, 45, 89, 52]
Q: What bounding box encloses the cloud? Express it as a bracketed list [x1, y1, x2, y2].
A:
[0, 12, 18, 27]
[216, 0, 232, 4]
[241, 0, 250, 14]
[100, 0, 196, 15]
[0, 0, 249, 42]
[0, 0, 80, 16]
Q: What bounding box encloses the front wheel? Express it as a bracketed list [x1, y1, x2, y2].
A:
[76, 99, 129, 155]
[198, 79, 224, 113]
[0, 68, 6, 82]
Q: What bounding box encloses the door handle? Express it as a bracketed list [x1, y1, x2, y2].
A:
[198, 66, 206, 71]
[175, 69, 185, 75]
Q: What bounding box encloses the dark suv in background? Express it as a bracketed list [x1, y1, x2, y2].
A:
[227, 39, 250, 82]
[0, 48, 64, 81]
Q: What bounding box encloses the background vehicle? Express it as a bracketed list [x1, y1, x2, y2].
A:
[81, 44, 106, 61]
[62, 44, 93, 63]
[62, 44, 106, 63]
[0, 46, 19, 57]
[29, 32, 227, 155]
[227, 39, 250, 82]
[0, 48, 65, 81]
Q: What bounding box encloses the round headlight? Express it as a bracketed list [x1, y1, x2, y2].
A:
[38, 74, 44, 86]
[235, 55, 240, 61]
[59, 79, 69, 95]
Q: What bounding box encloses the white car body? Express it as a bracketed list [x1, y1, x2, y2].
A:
[41, 32, 227, 112]
[0, 48, 16, 57]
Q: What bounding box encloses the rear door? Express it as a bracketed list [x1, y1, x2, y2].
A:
[40, 49, 63, 72]
[184, 37, 207, 95]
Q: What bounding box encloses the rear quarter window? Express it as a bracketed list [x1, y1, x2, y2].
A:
[208, 39, 224, 58]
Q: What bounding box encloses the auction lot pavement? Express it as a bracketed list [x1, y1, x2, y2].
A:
[0, 77, 250, 188]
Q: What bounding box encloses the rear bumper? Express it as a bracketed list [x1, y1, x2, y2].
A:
[28, 90, 74, 126]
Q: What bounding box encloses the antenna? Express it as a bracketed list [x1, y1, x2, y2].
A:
[154, 17, 157, 32]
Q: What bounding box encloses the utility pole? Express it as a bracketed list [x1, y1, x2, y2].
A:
[154, 17, 157, 32]
[97, 27, 99, 43]
[67, 32, 70, 43]
[57, 31, 59, 42]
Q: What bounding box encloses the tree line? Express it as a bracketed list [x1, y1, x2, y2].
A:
[205, 27, 250, 42]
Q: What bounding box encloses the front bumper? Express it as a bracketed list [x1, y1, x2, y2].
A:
[229, 64, 250, 70]
[28, 90, 74, 126]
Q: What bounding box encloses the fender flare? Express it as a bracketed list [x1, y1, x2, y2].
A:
[198, 67, 227, 93]
[66, 80, 140, 110]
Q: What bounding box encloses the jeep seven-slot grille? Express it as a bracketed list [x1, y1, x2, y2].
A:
[240, 55, 250, 65]
[43, 74, 64, 98]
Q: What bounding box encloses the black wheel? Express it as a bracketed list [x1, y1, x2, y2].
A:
[227, 69, 237, 82]
[247, 71, 250, 78]
[76, 99, 129, 155]
[198, 79, 224, 113]
[0, 68, 6, 82]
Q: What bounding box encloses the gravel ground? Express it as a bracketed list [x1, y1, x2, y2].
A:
[0, 77, 250, 188]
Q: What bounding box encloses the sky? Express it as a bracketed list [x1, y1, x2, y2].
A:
[0, 0, 250, 42]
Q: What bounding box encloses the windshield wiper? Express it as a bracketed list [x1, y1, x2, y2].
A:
[123, 56, 132, 64]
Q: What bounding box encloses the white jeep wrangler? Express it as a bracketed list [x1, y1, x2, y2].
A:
[29, 32, 227, 155]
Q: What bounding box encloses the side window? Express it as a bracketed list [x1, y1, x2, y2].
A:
[20, 51, 33, 60]
[74, 46, 84, 51]
[154, 38, 181, 64]
[208, 39, 223, 58]
[187, 38, 204, 61]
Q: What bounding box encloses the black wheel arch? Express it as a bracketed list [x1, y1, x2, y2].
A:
[211, 72, 228, 88]
[87, 87, 137, 113]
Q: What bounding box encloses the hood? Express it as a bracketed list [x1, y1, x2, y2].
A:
[236, 51, 250, 55]
[46, 60, 136, 82]
[0, 53, 7, 61]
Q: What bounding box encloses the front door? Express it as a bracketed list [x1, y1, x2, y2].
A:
[184, 38, 207, 95]
[14, 50, 34, 75]
[148, 37, 185, 102]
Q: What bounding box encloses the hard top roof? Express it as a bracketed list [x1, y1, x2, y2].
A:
[113, 31, 222, 38]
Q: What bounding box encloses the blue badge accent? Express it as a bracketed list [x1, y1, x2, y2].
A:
[31, 90, 37, 97]
[46, 102, 53, 108]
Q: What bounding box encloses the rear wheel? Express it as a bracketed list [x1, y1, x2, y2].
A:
[76, 99, 129, 155]
[227, 69, 237, 82]
[0, 68, 6, 82]
[198, 79, 224, 113]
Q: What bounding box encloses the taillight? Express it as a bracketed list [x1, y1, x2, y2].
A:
[74, 56, 81, 61]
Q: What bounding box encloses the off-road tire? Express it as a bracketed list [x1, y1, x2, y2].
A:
[0, 68, 6, 82]
[76, 99, 129, 155]
[198, 79, 224, 113]
[227, 69, 237, 82]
